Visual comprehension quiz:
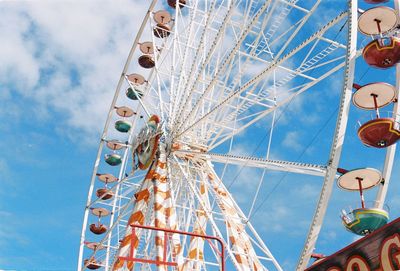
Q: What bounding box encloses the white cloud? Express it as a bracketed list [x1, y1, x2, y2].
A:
[254, 206, 297, 234]
[0, 211, 31, 267]
[296, 183, 319, 199]
[282, 131, 302, 150]
[0, 7, 40, 91]
[0, 0, 149, 143]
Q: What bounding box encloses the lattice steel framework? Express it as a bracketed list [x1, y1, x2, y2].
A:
[76, 0, 366, 270]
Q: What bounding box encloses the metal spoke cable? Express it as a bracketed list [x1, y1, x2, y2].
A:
[190, 0, 318, 138]
[220, 83, 241, 181]
[171, 0, 218, 126]
[173, 0, 274, 136]
[249, 105, 339, 221]
[357, 66, 371, 83]
[248, 18, 349, 220]
[224, 16, 348, 212]
[225, 89, 298, 191]
[172, 0, 237, 131]
[247, 71, 277, 219]
[174, 11, 348, 140]
[218, 14, 346, 130]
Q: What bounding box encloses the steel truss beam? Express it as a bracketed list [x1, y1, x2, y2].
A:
[174, 150, 327, 177]
[296, 1, 357, 269]
[175, 11, 348, 140]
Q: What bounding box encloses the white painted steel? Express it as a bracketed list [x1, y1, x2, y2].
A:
[175, 150, 327, 177]
[296, 0, 357, 269]
[79, 1, 356, 270]
[77, 1, 158, 270]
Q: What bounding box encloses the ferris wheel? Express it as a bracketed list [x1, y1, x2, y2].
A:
[76, 0, 400, 270]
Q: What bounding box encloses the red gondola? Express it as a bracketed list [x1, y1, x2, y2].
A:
[363, 37, 400, 68]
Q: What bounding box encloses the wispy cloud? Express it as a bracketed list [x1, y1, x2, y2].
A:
[282, 131, 302, 151]
[0, 0, 148, 144]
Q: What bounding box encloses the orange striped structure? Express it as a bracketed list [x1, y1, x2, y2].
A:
[113, 143, 183, 270]
[183, 181, 211, 269]
[207, 171, 263, 270]
[153, 144, 184, 270]
[112, 160, 156, 270]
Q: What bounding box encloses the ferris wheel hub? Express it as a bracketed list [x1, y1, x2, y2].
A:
[134, 115, 162, 170]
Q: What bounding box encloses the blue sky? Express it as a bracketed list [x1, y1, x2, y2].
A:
[0, 0, 148, 269]
[2, 0, 400, 270]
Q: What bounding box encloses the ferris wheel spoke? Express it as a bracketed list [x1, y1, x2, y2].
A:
[256, 0, 295, 52]
[171, 0, 220, 114]
[166, 0, 234, 126]
[178, 1, 278, 125]
[214, 39, 343, 121]
[177, 0, 321, 133]
[174, 150, 328, 177]
[169, 0, 203, 124]
[171, 0, 239, 131]
[202, 36, 347, 143]
[204, 42, 347, 146]
[172, 156, 283, 270]
[174, 11, 348, 141]
[208, 0, 284, 110]
[195, 59, 345, 151]
[172, 0, 275, 136]
[207, 60, 346, 149]
[228, 0, 304, 84]
[273, 1, 322, 61]
[203, 32, 348, 146]
[205, 163, 283, 271]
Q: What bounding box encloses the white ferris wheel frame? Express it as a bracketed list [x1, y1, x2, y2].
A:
[76, 0, 400, 270]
